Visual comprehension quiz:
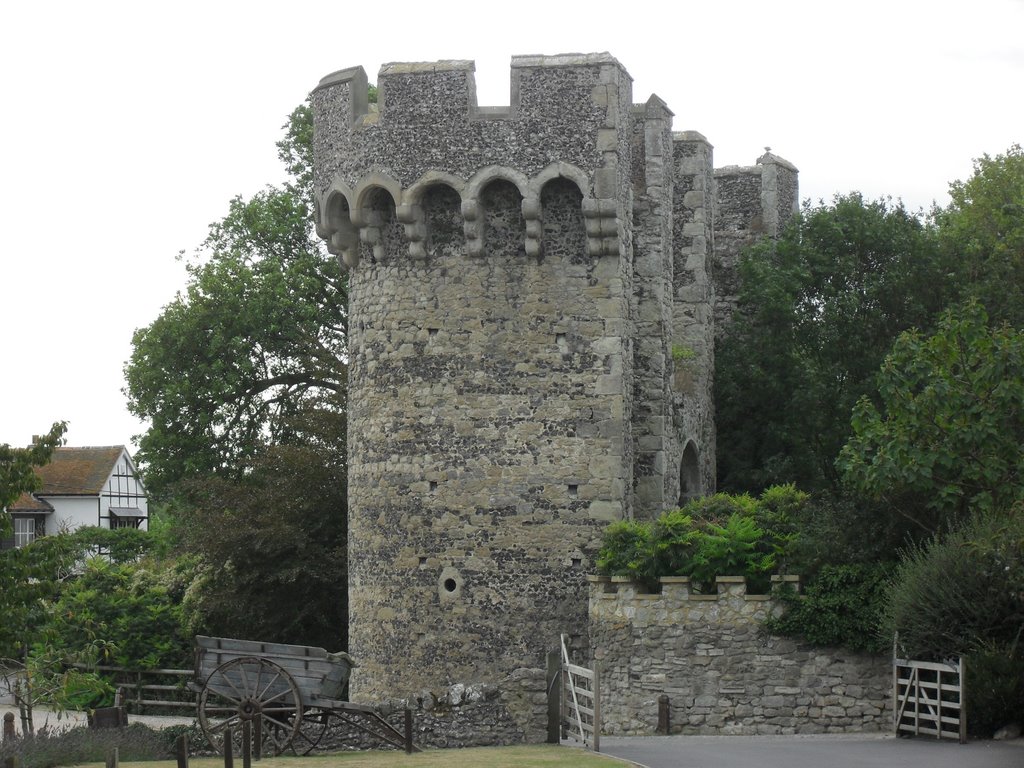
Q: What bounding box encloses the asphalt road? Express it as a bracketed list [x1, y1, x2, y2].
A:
[599, 734, 1024, 768]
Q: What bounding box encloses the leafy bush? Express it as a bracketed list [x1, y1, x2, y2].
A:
[596, 487, 806, 591]
[885, 508, 1024, 736]
[886, 509, 1024, 657]
[595, 519, 655, 589]
[43, 557, 191, 672]
[964, 644, 1024, 738]
[765, 563, 893, 653]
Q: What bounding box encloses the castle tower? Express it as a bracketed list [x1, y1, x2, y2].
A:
[311, 54, 797, 740]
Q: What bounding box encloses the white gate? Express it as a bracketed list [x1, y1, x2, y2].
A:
[893, 655, 966, 743]
[560, 633, 601, 751]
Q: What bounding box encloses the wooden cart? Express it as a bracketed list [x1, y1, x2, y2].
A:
[191, 635, 414, 756]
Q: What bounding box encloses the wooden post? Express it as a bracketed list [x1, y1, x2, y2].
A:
[174, 733, 188, 768]
[253, 716, 262, 761]
[592, 661, 600, 753]
[242, 720, 252, 768]
[2, 712, 15, 742]
[657, 694, 670, 734]
[891, 633, 898, 735]
[105, 747, 119, 768]
[546, 648, 561, 744]
[224, 727, 234, 768]
[958, 656, 967, 745]
[404, 708, 413, 753]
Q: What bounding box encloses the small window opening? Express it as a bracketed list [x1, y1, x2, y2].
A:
[429, 481, 438, 492]
[568, 484, 579, 498]
[443, 578, 457, 593]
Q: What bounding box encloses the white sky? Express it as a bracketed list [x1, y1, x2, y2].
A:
[1, 0, 1021, 451]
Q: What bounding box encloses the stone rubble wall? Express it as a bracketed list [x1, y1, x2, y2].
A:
[589, 576, 891, 735]
[317, 671, 549, 752]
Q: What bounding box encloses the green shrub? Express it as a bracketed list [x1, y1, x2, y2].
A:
[964, 643, 1024, 738]
[884, 507, 1024, 735]
[765, 563, 892, 653]
[596, 488, 805, 590]
[689, 513, 775, 591]
[43, 557, 191, 672]
[595, 519, 656, 589]
[886, 510, 1024, 658]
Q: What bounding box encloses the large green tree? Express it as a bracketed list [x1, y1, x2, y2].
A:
[124, 105, 346, 495]
[715, 194, 960, 493]
[839, 301, 1024, 532]
[175, 441, 347, 649]
[124, 104, 348, 647]
[936, 144, 1024, 328]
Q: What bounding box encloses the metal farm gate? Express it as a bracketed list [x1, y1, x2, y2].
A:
[893, 655, 966, 743]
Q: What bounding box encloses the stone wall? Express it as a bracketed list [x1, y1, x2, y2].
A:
[589, 576, 891, 735]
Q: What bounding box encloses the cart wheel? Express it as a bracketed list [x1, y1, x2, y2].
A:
[289, 707, 331, 755]
[198, 657, 302, 756]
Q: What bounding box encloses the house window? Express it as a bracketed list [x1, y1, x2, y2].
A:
[13, 517, 39, 547]
[109, 507, 145, 530]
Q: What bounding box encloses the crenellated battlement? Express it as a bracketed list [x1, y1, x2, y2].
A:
[590, 574, 801, 620]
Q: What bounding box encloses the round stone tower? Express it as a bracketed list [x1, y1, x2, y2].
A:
[310, 53, 797, 740]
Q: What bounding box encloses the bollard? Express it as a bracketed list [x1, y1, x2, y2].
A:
[657, 694, 670, 735]
[3, 712, 15, 742]
[404, 708, 413, 754]
[105, 746, 119, 768]
[175, 733, 189, 768]
[224, 727, 234, 768]
[241, 720, 252, 768]
[253, 716, 262, 761]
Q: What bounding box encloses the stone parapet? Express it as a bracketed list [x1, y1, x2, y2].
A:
[589, 576, 891, 736]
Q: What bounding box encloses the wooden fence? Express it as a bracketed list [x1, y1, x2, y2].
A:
[559, 634, 600, 751]
[893, 656, 966, 743]
[75, 664, 194, 713]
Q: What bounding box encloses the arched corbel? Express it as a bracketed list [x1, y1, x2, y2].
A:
[522, 198, 543, 258]
[317, 183, 360, 268]
[462, 199, 483, 257]
[582, 198, 620, 257]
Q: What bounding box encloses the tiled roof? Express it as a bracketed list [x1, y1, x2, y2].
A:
[35, 446, 126, 496]
[7, 492, 54, 512]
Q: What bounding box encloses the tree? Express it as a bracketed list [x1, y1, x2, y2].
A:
[124, 105, 347, 494]
[175, 442, 347, 649]
[838, 301, 1024, 532]
[937, 144, 1024, 328]
[715, 194, 959, 493]
[0, 422, 66, 535]
[124, 103, 348, 648]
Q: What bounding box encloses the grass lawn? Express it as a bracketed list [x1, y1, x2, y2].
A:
[69, 745, 626, 768]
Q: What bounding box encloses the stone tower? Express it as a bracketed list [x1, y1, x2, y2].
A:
[311, 53, 796, 739]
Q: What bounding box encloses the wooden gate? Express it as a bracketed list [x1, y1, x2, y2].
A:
[893, 656, 966, 743]
[559, 634, 600, 751]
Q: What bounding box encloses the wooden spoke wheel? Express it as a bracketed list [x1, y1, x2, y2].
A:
[289, 708, 331, 755]
[198, 657, 303, 756]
